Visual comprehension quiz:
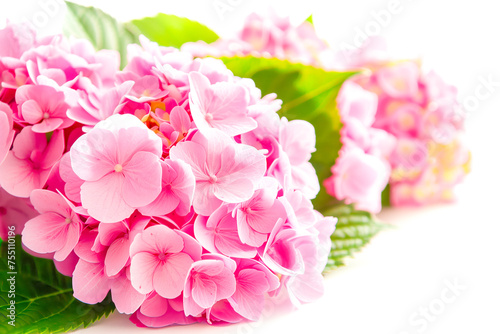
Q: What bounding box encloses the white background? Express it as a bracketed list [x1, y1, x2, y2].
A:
[1, 1, 499, 333]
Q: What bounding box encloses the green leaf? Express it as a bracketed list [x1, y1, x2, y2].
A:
[130, 13, 219, 48]
[220, 56, 356, 211]
[381, 183, 391, 207]
[63, 1, 140, 68]
[0, 236, 115, 334]
[305, 14, 314, 25]
[322, 205, 386, 272]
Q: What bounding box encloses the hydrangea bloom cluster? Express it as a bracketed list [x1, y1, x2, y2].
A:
[184, 13, 470, 211]
[337, 42, 471, 206]
[0, 23, 336, 327]
[182, 11, 331, 67]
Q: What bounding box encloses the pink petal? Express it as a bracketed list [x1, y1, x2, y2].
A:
[70, 128, 116, 182]
[0, 153, 49, 197]
[105, 238, 131, 277]
[73, 260, 111, 304]
[153, 252, 193, 299]
[20, 99, 43, 124]
[32, 117, 64, 133]
[111, 274, 147, 314]
[30, 189, 70, 216]
[140, 293, 168, 318]
[54, 221, 81, 262]
[80, 172, 134, 222]
[22, 213, 67, 255]
[122, 151, 161, 208]
[192, 276, 217, 308]
[130, 252, 159, 294]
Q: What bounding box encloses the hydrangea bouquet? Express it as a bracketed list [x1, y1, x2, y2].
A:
[0, 3, 469, 333]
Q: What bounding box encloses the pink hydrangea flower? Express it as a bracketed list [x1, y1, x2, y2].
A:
[170, 128, 266, 216]
[183, 254, 237, 317]
[227, 258, 280, 321]
[0, 24, 337, 329]
[233, 182, 287, 247]
[22, 189, 83, 261]
[15, 84, 74, 133]
[130, 224, 202, 299]
[324, 147, 389, 213]
[139, 159, 195, 217]
[194, 204, 257, 258]
[0, 187, 37, 240]
[0, 127, 64, 197]
[70, 114, 163, 222]
[188, 72, 257, 136]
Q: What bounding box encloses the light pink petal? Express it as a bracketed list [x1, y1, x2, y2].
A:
[169, 140, 207, 179]
[40, 129, 65, 169]
[130, 252, 159, 294]
[189, 72, 256, 136]
[80, 172, 134, 222]
[30, 189, 70, 216]
[32, 118, 64, 133]
[105, 238, 131, 277]
[0, 108, 14, 164]
[287, 268, 325, 304]
[116, 124, 162, 163]
[153, 252, 193, 299]
[236, 216, 268, 247]
[139, 189, 179, 217]
[0, 153, 48, 198]
[70, 128, 116, 182]
[54, 221, 81, 262]
[192, 181, 221, 216]
[214, 177, 254, 203]
[130, 225, 184, 256]
[20, 99, 43, 124]
[73, 260, 111, 304]
[122, 151, 161, 207]
[229, 269, 269, 320]
[140, 293, 168, 318]
[111, 274, 147, 314]
[22, 213, 67, 254]
[192, 276, 217, 308]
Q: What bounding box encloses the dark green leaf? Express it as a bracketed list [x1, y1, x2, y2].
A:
[220, 56, 356, 211]
[322, 205, 386, 272]
[63, 1, 140, 68]
[0, 236, 115, 334]
[130, 13, 219, 48]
